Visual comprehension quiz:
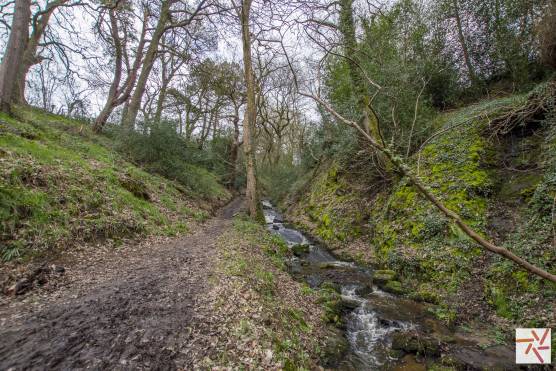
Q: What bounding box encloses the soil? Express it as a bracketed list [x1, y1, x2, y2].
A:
[0, 197, 245, 370]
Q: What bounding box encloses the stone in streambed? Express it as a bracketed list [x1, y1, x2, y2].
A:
[373, 269, 397, 284]
[319, 261, 351, 269]
[340, 294, 362, 310]
[292, 244, 310, 257]
[391, 331, 441, 357]
[321, 327, 349, 367]
[354, 285, 373, 296]
[382, 280, 405, 295]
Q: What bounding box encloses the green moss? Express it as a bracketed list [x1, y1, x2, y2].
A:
[0, 107, 226, 261]
[294, 162, 366, 247]
[373, 269, 396, 284]
[383, 280, 405, 295]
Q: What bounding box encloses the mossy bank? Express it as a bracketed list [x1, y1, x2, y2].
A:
[287, 84, 556, 337]
[0, 107, 231, 263]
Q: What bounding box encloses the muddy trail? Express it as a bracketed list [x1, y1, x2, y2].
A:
[0, 197, 245, 370]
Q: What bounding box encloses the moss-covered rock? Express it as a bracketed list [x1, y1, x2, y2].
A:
[373, 269, 397, 284]
[382, 280, 405, 295]
[291, 243, 310, 257]
[320, 327, 349, 367]
[118, 174, 150, 200]
[289, 162, 367, 248]
[391, 331, 441, 357]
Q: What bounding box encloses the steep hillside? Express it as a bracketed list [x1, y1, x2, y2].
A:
[287, 84, 556, 331]
[0, 108, 231, 263]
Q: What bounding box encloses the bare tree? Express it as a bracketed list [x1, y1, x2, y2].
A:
[14, 0, 84, 105]
[121, 0, 212, 129]
[93, 3, 149, 132]
[232, 0, 261, 219]
[451, 0, 477, 84]
[153, 37, 187, 122]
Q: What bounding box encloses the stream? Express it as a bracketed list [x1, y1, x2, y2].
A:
[262, 201, 519, 370]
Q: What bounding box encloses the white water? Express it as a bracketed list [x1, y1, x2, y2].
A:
[262, 201, 415, 369]
[342, 287, 414, 367]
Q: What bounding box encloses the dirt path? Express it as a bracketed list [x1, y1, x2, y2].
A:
[0, 197, 245, 370]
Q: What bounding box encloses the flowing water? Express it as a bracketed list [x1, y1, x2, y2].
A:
[262, 201, 519, 370]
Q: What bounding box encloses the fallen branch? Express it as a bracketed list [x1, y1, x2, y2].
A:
[297, 90, 556, 284]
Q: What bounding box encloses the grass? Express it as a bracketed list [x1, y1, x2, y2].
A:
[0, 106, 230, 261]
[208, 218, 327, 369]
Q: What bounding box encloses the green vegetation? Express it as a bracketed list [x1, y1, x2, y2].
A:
[288, 85, 556, 327]
[0, 107, 230, 261]
[208, 218, 326, 369]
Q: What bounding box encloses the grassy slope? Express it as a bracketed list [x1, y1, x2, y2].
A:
[288, 85, 556, 333]
[0, 107, 231, 262]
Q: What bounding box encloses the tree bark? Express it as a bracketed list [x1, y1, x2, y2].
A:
[0, 0, 31, 114]
[93, 8, 148, 132]
[452, 0, 477, 84]
[239, 0, 262, 220]
[338, 0, 383, 161]
[122, 0, 171, 129]
[228, 104, 242, 187]
[13, 0, 66, 105]
[94, 8, 123, 132]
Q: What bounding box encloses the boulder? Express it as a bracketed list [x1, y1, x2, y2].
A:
[340, 296, 361, 310]
[383, 280, 405, 295]
[391, 331, 441, 357]
[373, 269, 397, 284]
[354, 284, 373, 296]
[321, 327, 349, 367]
[292, 244, 310, 257]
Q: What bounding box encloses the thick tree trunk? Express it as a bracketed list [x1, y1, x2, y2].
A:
[122, 1, 170, 129]
[0, 0, 31, 114]
[13, 1, 62, 104]
[239, 0, 261, 220]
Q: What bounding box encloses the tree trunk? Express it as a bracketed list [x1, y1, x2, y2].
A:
[122, 0, 170, 129]
[452, 0, 477, 84]
[239, 0, 262, 220]
[0, 0, 31, 114]
[540, 0, 556, 70]
[154, 83, 168, 122]
[94, 10, 148, 132]
[93, 9, 122, 133]
[338, 0, 383, 153]
[227, 103, 242, 187]
[13, 1, 62, 104]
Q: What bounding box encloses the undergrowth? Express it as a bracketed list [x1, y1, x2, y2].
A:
[288, 83, 556, 328]
[0, 107, 230, 261]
